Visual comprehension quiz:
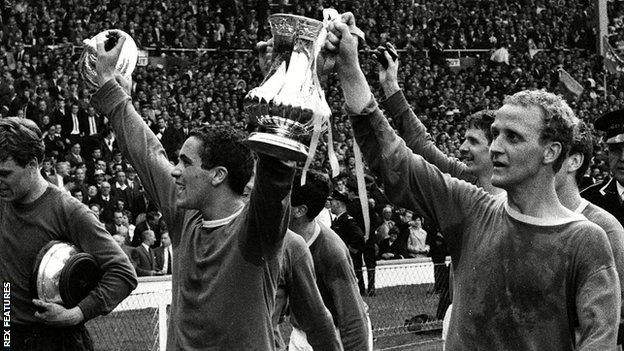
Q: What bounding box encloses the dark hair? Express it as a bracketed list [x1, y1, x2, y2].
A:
[291, 170, 331, 221]
[467, 110, 495, 143]
[189, 125, 253, 195]
[569, 121, 594, 186]
[0, 117, 45, 167]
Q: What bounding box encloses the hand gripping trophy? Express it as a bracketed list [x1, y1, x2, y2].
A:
[244, 14, 332, 163]
[78, 30, 138, 93]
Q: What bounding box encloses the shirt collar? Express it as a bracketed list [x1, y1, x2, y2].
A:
[306, 222, 321, 247]
[617, 181, 624, 200]
[504, 200, 586, 226]
[202, 206, 245, 228]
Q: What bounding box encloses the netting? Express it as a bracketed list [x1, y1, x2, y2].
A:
[85, 259, 451, 350]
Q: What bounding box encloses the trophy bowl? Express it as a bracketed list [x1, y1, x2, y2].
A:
[32, 241, 101, 307]
[244, 14, 330, 162]
[79, 29, 138, 93]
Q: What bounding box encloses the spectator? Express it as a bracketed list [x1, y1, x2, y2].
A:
[131, 229, 162, 277]
[154, 232, 173, 275]
[377, 226, 405, 260]
[94, 181, 115, 224]
[406, 216, 430, 258]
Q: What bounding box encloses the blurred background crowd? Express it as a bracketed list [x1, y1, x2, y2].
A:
[0, 0, 622, 275]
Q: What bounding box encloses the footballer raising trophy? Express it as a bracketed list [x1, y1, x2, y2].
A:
[244, 14, 332, 162]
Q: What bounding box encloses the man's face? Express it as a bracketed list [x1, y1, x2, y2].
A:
[73, 191, 83, 202]
[490, 104, 548, 190]
[92, 149, 102, 159]
[101, 182, 111, 196]
[161, 233, 171, 247]
[608, 143, 624, 185]
[144, 231, 156, 245]
[329, 199, 343, 215]
[90, 205, 100, 217]
[171, 137, 215, 209]
[75, 168, 85, 182]
[382, 208, 392, 220]
[113, 212, 123, 225]
[88, 185, 98, 197]
[0, 157, 35, 203]
[117, 172, 126, 184]
[459, 128, 492, 175]
[58, 163, 70, 176]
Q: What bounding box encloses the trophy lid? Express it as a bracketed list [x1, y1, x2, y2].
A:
[33, 241, 101, 307]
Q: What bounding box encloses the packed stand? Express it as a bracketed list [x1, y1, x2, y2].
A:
[0, 0, 621, 273]
[1, 0, 596, 51]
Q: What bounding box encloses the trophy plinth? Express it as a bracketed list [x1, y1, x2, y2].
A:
[244, 14, 330, 161]
[245, 134, 309, 162]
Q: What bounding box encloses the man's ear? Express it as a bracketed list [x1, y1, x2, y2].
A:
[566, 152, 584, 173]
[210, 166, 229, 187]
[543, 141, 562, 166]
[292, 204, 308, 219]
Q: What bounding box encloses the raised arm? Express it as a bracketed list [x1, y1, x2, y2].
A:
[325, 15, 487, 233]
[91, 79, 181, 238]
[90, 34, 181, 239]
[377, 50, 473, 182]
[287, 233, 342, 350]
[243, 154, 295, 257]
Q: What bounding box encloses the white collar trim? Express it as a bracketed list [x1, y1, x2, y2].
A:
[306, 221, 321, 247]
[600, 177, 614, 195]
[617, 180, 624, 198]
[504, 200, 585, 226]
[202, 206, 244, 228]
[574, 199, 590, 214]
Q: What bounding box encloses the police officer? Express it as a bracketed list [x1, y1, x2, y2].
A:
[329, 189, 367, 295]
[582, 109, 624, 226]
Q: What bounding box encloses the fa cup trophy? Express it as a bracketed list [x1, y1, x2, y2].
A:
[244, 14, 332, 162]
[78, 30, 138, 93]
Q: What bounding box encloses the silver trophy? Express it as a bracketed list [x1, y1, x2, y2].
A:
[78, 29, 138, 93]
[244, 14, 332, 162]
[33, 241, 100, 307]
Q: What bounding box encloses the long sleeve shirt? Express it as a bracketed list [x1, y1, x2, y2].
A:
[0, 186, 137, 324]
[273, 230, 341, 350]
[349, 96, 620, 350]
[309, 223, 370, 350]
[385, 89, 624, 341]
[92, 79, 294, 350]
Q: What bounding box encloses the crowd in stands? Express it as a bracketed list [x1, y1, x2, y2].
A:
[0, 0, 596, 51]
[0, 0, 622, 269]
